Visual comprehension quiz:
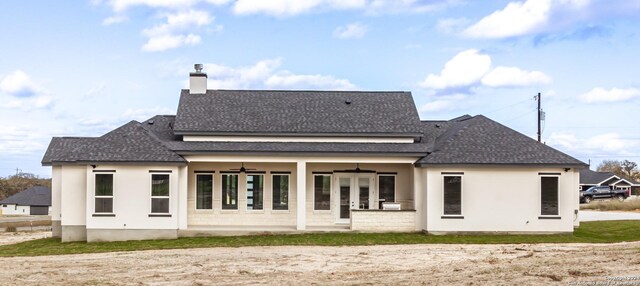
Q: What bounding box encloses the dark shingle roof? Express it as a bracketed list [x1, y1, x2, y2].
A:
[165, 141, 428, 155]
[416, 115, 588, 167]
[0, 186, 51, 206]
[42, 120, 187, 165]
[579, 169, 616, 184]
[173, 90, 422, 136]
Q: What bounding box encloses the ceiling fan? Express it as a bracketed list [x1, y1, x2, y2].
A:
[227, 163, 257, 173]
[334, 163, 375, 173]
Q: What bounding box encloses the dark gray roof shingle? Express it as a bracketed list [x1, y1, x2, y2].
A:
[416, 115, 588, 167]
[173, 90, 422, 136]
[42, 121, 187, 165]
[0, 186, 51, 206]
[579, 169, 616, 184]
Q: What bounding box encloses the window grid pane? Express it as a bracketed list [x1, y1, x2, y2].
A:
[95, 174, 113, 196]
[378, 176, 395, 209]
[247, 174, 264, 210]
[443, 176, 462, 215]
[95, 198, 113, 213]
[272, 175, 289, 210]
[541, 177, 559, 216]
[314, 175, 331, 210]
[222, 174, 238, 210]
[151, 198, 169, 213]
[152, 174, 170, 196]
[196, 175, 213, 209]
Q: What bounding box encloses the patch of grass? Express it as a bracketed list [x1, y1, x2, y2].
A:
[1, 221, 640, 257]
[581, 199, 640, 211]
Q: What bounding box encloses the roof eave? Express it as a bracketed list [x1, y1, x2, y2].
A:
[414, 162, 590, 168]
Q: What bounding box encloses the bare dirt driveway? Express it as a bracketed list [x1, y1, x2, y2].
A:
[2, 235, 640, 286]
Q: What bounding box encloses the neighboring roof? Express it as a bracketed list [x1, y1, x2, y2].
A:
[0, 186, 51, 206]
[415, 115, 588, 167]
[579, 169, 616, 185]
[173, 90, 423, 136]
[42, 120, 187, 165]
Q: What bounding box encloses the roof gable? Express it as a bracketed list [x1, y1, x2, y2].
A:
[173, 90, 422, 136]
[579, 169, 617, 184]
[416, 115, 587, 167]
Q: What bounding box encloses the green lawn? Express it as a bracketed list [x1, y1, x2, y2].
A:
[1, 220, 639, 257]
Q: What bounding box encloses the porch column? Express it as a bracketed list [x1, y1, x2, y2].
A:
[413, 167, 425, 231]
[177, 165, 188, 230]
[296, 160, 307, 230]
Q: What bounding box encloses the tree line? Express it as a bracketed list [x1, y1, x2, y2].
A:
[0, 173, 51, 201]
[596, 160, 640, 181]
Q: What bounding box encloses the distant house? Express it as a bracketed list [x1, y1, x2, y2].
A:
[42, 65, 587, 242]
[0, 186, 51, 215]
[579, 169, 640, 194]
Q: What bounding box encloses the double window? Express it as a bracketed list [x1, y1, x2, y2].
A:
[443, 175, 463, 216]
[272, 174, 289, 210]
[314, 174, 331, 210]
[95, 174, 113, 213]
[151, 174, 170, 213]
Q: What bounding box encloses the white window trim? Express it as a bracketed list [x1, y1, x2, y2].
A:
[271, 174, 290, 213]
[195, 173, 214, 211]
[539, 174, 560, 218]
[313, 174, 332, 212]
[94, 173, 114, 214]
[441, 174, 463, 217]
[220, 173, 239, 211]
[246, 173, 265, 213]
[150, 173, 171, 214]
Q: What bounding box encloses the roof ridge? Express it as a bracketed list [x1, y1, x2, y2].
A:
[181, 89, 410, 93]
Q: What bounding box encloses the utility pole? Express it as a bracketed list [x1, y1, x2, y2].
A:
[537, 92, 541, 142]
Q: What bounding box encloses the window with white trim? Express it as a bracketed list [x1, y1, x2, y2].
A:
[314, 175, 331, 210]
[247, 174, 264, 210]
[151, 174, 170, 213]
[196, 174, 213, 210]
[272, 174, 289, 210]
[443, 175, 462, 215]
[95, 174, 113, 213]
[541, 176, 559, 216]
[221, 173, 238, 210]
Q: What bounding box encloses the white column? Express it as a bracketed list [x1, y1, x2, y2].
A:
[413, 167, 424, 231]
[296, 160, 307, 230]
[177, 165, 189, 230]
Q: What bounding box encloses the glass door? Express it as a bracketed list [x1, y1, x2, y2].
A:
[335, 174, 375, 223]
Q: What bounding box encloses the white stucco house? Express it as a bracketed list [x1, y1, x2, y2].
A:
[42, 65, 587, 242]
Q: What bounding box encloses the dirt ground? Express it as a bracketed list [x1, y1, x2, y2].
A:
[2, 232, 640, 285]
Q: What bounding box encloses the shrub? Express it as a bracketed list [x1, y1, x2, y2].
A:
[581, 199, 640, 211]
[5, 226, 17, 232]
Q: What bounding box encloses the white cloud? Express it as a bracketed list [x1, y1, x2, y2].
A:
[141, 10, 215, 52]
[579, 87, 640, 103]
[461, 0, 640, 39]
[122, 106, 175, 121]
[547, 132, 639, 156]
[419, 100, 454, 113]
[102, 15, 128, 25]
[419, 49, 491, 90]
[463, 0, 553, 38]
[0, 70, 41, 97]
[436, 17, 469, 34]
[184, 58, 356, 90]
[481, 66, 552, 87]
[107, 0, 203, 12]
[142, 34, 201, 52]
[231, 0, 456, 16]
[419, 49, 552, 91]
[2, 95, 53, 110]
[0, 126, 49, 155]
[333, 23, 368, 39]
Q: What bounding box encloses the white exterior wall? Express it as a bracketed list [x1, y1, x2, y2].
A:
[85, 165, 180, 230]
[183, 135, 414, 143]
[187, 162, 298, 227]
[0, 204, 30, 215]
[61, 165, 87, 226]
[425, 166, 579, 233]
[51, 166, 62, 220]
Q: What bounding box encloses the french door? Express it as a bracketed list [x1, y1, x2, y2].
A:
[335, 173, 375, 223]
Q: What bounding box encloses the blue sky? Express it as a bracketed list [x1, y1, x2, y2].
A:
[1, 0, 639, 177]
